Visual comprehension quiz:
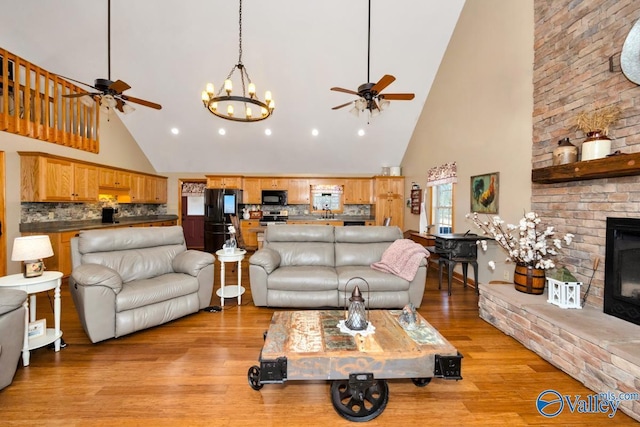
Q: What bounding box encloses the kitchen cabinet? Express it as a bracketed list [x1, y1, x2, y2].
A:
[260, 178, 288, 190]
[206, 175, 242, 189]
[243, 178, 262, 204]
[344, 178, 373, 204]
[287, 179, 310, 204]
[98, 168, 131, 190]
[240, 220, 261, 249]
[19, 154, 98, 202]
[374, 176, 404, 228]
[129, 173, 146, 203]
[143, 176, 168, 204]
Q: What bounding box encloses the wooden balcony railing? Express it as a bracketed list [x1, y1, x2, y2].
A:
[0, 47, 99, 153]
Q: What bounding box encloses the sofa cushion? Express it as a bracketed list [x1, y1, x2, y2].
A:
[268, 242, 335, 267]
[267, 266, 338, 291]
[334, 226, 402, 243]
[266, 224, 334, 243]
[335, 226, 403, 266]
[78, 226, 186, 253]
[336, 266, 410, 292]
[82, 245, 185, 283]
[116, 273, 199, 312]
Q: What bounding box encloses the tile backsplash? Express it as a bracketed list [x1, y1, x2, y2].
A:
[21, 196, 167, 223]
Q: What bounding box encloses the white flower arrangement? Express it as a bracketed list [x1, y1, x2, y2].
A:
[227, 225, 236, 234]
[467, 211, 574, 270]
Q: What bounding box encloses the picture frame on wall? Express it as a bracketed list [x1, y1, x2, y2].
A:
[470, 172, 499, 214]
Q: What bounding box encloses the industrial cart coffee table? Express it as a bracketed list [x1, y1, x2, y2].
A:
[247, 310, 462, 422]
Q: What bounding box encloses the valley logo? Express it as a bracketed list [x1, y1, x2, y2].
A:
[536, 389, 639, 418]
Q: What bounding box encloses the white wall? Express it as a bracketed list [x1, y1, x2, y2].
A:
[401, 0, 534, 283]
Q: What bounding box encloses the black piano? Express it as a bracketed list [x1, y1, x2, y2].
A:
[432, 232, 487, 295]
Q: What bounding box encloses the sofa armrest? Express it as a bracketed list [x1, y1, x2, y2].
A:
[71, 264, 123, 293]
[249, 248, 281, 274]
[172, 250, 215, 277]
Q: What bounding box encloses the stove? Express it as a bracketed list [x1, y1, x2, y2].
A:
[259, 210, 289, 225]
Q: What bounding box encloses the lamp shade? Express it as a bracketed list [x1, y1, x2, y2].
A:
[11, 235, 54, 261]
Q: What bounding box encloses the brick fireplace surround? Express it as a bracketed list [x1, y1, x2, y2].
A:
[477, 1, 640, 421]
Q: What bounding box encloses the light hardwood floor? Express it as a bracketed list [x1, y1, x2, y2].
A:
[0, 259, 637, 426]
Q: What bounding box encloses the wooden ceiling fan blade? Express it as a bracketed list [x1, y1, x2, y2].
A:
[332, 101, 354, 110]
[380, 93, 415, 100]
[57, 75, 99, 90]
[331, 87, 359, 96]
[371, 74, 395, 94]
[122, 95, 162, 110]
[109, 79, 131, 94]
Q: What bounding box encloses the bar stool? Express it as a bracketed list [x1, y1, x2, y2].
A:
[438, 256, 479, 296]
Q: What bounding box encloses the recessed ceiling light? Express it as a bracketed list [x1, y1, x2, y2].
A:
[311, 129, 319, 136]
[218, 128, 226, 135]
[358, 129, 365, 136]
[265, 129, 272, 136]
[170, 127, 179, 135]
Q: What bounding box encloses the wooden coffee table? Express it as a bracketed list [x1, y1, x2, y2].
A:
[248, 310, 462, 422]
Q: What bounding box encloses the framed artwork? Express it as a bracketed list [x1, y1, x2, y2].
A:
[470, 172, 499, 214]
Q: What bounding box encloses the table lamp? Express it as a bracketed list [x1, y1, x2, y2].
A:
[11, 235, 54, 278]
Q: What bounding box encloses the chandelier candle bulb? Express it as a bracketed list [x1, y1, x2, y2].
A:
[201, 91, 209, 102]
[227, 105, 234, 116]
[206, 83, 214, 96]
[265, 91, 272, 103]
[246, 107, 252, 118]
[248, 83, 256, 96]
[224, 79, 233, 93]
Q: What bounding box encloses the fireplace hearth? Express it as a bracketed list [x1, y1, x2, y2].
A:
[604, 217, 640, 326]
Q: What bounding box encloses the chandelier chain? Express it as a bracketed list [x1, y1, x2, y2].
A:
[238, 0, 243, 65]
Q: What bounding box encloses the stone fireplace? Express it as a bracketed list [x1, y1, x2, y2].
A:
[605, 217, 640, 326]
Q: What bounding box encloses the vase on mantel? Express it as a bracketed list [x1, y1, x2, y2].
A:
[581, 131, 611, 161]
[513, 264, 546, 295]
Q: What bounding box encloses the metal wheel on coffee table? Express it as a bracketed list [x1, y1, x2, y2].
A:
[330, 374, 389, 422]
[247, 365, 263, 390]
[411, 377, 432, 387]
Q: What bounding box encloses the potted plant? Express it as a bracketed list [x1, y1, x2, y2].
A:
[575, 105, 621, 161]
[467, 212, 574, 294]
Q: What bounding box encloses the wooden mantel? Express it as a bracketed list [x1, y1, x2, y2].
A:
[531, 152, 640, 183]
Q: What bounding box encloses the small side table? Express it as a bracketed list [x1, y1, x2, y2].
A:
[0, 271, 63, 366]
[215, 249, 247, 306]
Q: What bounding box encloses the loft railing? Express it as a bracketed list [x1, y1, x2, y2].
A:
[0, 47, 99, 153]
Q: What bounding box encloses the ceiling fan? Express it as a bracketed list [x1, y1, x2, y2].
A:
[61, 0, 161, 114]
[331, 0, 414, 116]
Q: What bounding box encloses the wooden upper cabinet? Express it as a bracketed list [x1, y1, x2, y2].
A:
[243, 177, 262, 204]
[20, 153, 98, 202]
[72, 163, 99, 201]
[288, 179, 310, 204]
[99, 167, 131, 190]
[129, 173, 146, 203]
[152, 177, 168, 204]
[260, 178, 288, 190]
[206, 175, 242, 189]
[344, 178, 373, 204]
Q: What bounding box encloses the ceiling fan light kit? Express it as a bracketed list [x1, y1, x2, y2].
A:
[331, 0, 414, 118]
[201, 0, 274, 123]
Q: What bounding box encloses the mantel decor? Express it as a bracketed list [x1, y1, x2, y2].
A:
[575, 105, 621, 161]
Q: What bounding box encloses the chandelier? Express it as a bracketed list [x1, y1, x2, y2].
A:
[201, 0, 274, 122]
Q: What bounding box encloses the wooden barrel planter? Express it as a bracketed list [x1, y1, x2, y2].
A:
[513, 264, 545, 294]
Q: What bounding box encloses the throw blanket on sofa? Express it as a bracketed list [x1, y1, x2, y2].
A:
[371, 239, 430, 281]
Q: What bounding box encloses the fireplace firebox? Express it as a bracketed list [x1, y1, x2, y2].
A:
[605, 217, 640, 326]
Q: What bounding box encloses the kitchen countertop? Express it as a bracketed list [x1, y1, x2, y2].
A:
[19, 215, 179, 233]
[278, 216, 375, 222]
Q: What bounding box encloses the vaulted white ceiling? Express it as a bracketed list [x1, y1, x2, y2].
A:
[0, 0, 464, 175]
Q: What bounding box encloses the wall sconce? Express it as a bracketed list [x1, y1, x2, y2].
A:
[11, 235, 54, 278]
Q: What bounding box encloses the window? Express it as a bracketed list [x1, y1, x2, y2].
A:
[430, 182, 454, 234]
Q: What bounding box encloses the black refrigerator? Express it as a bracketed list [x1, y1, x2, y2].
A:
[204, 188, 243, 253]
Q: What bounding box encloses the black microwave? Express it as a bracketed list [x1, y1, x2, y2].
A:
[262, 190, 287, 205]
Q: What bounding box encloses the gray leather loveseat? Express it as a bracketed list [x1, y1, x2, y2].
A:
[249, 225, 428, 308]
[70, 226, 214, 343]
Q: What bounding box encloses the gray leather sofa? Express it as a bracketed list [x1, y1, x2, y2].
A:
[70, 226, 214, 343]
[249, 225, 428, 308]
[0, 288, 27, 390]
